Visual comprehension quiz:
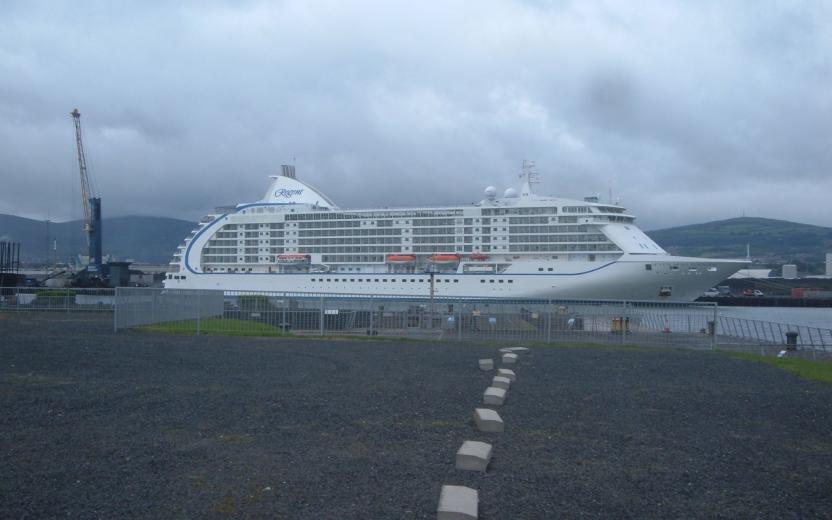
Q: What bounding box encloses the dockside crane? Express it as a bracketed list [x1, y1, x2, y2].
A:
[70, 108, 103, 279]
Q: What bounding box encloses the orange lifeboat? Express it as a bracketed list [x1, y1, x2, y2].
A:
[430, 253, 461, 264]
[386, 254, 417, 264]
[469, 253, 489, 261]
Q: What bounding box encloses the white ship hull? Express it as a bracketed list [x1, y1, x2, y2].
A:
[165, 255, 742, 301]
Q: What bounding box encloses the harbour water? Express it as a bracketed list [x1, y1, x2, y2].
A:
[719, 306, 832, 329]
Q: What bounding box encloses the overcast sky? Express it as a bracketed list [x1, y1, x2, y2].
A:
[1, 0, 830, 230]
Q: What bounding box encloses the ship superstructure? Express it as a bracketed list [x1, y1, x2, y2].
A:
[165, 163, 745, 300]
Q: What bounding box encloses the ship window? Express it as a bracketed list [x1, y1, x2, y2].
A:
[489, 280, 495, 283]
[499, 279, 504, 283]
[508, 280, 514, 283]
[411, 279, 416, 282]
[538, 268, 543, 271]
[454, 279, 458, 283]
[375, 278, 379, 282]
[350, 278, 355, 282]
[383, 279, 388, 282]
[480, 280, 485, 283]
[548, 268, 553, 271]
[326, 278, 331, 281]
[645, 264, 652, 271]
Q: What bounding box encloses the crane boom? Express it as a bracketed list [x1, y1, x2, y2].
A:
[70, 108, 92, 227]
[70, 108, 102, 276]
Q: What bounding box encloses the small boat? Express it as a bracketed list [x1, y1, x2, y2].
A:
[469, 253, 489, 261]
[386, 254, 417, 264]
[430, 253, 461, 264]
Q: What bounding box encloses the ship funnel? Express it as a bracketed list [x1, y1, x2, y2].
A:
[281, 165, 296, 179]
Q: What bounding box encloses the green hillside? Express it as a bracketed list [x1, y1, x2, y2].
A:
[0, 214, 195, 264]
[646, 217, 832, 266]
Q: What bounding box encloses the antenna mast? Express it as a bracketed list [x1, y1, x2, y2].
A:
[520, 160, 540, 197]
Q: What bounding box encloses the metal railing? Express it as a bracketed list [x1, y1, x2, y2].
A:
[5, 287, 829, 355]
[114, 287, 732, 348]
[0, 287, 115, 312]
[717, 315, 832, 350]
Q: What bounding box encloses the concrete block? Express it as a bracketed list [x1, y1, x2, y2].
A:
[501, 353, 518, 364]
[478, 358, 493, 371]
[473, 407, 504, 432]
[497, 368, 515, 381]
[437, 485, 478, 520]
[483, 386, 507, 406]
[455, 440, 493, 472]
[491, 375, 511, 390]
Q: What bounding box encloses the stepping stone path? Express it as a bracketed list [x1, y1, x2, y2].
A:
[483, 386, 507, 406]
[455, 441, 493, 472]
[437, 347, 529, 518]
[473, 407, 504, 432]
[437, 485, 478, 520]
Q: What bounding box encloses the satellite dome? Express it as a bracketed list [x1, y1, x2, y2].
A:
[504, 188, 518, 198]
[484, 186, 497, 200]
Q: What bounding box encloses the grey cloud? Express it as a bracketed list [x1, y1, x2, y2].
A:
[0, 0, 830, 231]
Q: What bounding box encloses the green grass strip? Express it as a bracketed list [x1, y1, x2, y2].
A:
[729, 352, 832, 384]
[139, 318, 288, 337]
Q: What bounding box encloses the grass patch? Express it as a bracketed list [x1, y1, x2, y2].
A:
[140, 318, 287, 337]
[729, 352, 832, 384]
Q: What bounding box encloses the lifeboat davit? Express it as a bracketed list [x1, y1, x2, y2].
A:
[469, 253, 489, 261]
[386, 254, 417, 264]
[276, 254, 311, 264]
[430, 253, 461, 264]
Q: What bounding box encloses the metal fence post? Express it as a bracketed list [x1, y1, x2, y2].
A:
[196, 290, 201, 336]
[712, 303, 718, 350]
[546, 302, 552, 344]
[622, 300, 627, 346]
[319, 295, 325, 337]
[113, 287, 119, 332]
[282, 295, 287, 332]
[457, 298, 462, 342]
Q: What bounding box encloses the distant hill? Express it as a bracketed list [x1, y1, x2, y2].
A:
[646, 217, 832, 267]
[0, 214, 195, 264]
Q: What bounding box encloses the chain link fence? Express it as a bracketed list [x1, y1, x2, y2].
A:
[109, 287, 828, 354]
[0, 287, 115, 312]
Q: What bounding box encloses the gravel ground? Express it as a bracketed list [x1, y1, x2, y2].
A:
[2, 312, 832, 519]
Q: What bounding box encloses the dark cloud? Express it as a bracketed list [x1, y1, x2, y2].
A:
[1, 0, 830, 230]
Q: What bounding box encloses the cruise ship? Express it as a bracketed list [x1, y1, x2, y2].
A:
[164, 162, 746, 300]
